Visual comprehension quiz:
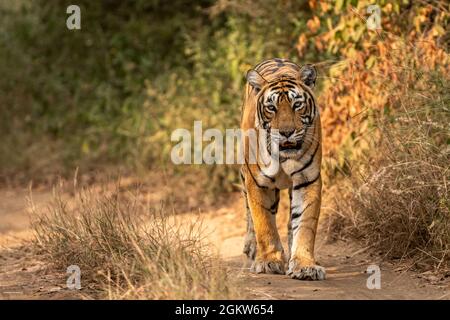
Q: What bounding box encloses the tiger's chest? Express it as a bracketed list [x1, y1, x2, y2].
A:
[253, 157, 320, 190]
[272, 167, 293, 190]
[253, 160, 296, 190]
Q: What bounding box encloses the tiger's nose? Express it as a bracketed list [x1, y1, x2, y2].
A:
[280, 129, 295, 138]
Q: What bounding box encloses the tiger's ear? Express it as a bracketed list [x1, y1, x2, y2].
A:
[246, 69, 267, 92]
[299, 64, 317, 89]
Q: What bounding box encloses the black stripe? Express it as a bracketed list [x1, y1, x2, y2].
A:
[268, 79, 297, 88]
[257, 96, 265, 124]
[270, 191, 280, 214]
[243, 161, 269, 190]
[255, 59, 274, 70]
[291, 201, 312, 219]
[290, 132, 319, 176]
[268, 84, 283, 91]
[259, 63, 277, 74]
[281, 79, 298, 85]
[307, 97, 314, 119]
[290, 205, 301, 218]
[293, 173, 320, 190]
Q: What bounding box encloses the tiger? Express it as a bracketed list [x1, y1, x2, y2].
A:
[240, 58, 325, 280]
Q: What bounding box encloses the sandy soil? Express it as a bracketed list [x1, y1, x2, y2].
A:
[0, 186, 448, 300]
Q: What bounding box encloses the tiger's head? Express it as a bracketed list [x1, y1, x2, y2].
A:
[246, 64, 318, 160]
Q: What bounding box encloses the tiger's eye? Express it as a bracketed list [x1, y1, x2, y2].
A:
[293, 102, 303, 110]
[267, 105, 276, 112]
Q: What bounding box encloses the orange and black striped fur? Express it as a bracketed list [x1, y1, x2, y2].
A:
[241, 58, 325, 280]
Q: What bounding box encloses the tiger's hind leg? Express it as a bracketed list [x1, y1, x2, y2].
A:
[287, 187, 293, 258]
[243, 190, 257, 260]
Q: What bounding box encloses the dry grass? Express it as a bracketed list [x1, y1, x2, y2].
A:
[321, 7, 450, 273]
[31, 184, 237, 299]
[329, 70, 450, 273]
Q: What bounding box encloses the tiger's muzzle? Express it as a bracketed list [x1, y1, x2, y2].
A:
[269, 129, 305, 159]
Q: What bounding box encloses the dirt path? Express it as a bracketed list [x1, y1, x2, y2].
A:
[0, 187, 448, 300]
[194, 195, 449, 300]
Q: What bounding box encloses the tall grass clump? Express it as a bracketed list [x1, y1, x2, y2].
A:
[340, 83, 449, 271]
[31, 186, 236, 299]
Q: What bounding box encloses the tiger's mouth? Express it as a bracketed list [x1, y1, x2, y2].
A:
[279, 140, 302, 151]
[278, 141, 302, 159]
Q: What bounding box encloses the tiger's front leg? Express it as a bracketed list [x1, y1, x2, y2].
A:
[287, 175, 326, 280]
[245, 178, 285, 274]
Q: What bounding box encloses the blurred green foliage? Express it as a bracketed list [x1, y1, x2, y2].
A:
[0, 0, 447, 193]
[0, 0, 316, 186]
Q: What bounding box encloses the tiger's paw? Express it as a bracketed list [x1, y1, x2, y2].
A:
[287, 259, 326, 280]
[251, 259, 285, 274]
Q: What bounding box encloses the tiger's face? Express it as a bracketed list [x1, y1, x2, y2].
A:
[247, 64, 318, 160]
